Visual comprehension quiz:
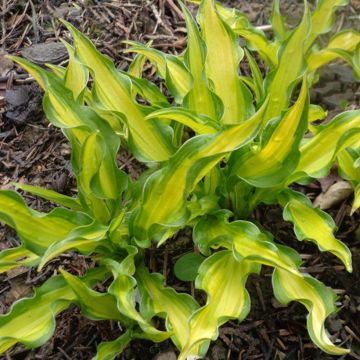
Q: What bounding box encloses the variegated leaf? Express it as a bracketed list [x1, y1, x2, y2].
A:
[264, 2, 310, 121]
[179, 251, 260, 359]
[230, 79, 308, 187]
[63, 21, 175, 162]
[0, 269, 106, 354]
[199, 0, 254, 124]
[273, 268, 349, 355]
[279, 189, 352, 271]
[136, 266, 199, 350]
[131, 104, 267, 245]
[0, 190, 91, 255]
[294, 110, 360, 179]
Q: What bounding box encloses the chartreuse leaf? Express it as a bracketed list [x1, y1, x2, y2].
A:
[104, 248, 170, 341]
[216, 5, 278, 68]
[63, 21, 175, 162]
[79, 132, 127, 200]
[13, 61, 128, 222]
[128, 47, 147, 78]
[93, 327, 169, 360]
[11, 56, 97, 142]
[3, 2, 357, 358]
[194, 212, 301, 273]
[244, 49, 265, 105]
[294, 110, 360, 179]
[0, 247, 39, 273]
[202, 165, 222, 196]
[271, 0, 289, 41]
[126, 48, 169, 106]
[82, 90, 125, 134]
[146, 107, 219, 135]
[239, 75, 256, 94]
[199, 0, 254, 124]
[44, 82, 91, 130]
[123, 72, 170, 108]
[338, 148, 360, 182]
[0, 268, 106, 354]
[38, 223, 109, 271]
[131, 104, 266, 244]
[176, 0, 278, 68]
[308, 104, 328, 132]
[231, 79, 308, 187]
[320, 30, 360, 52]
[76, 133, 122, 223]
[107, 210, 129, 246]
[0, 190, 91, 255]
[124, 42, 192, 103]
[273, 269, 349, 355]
[8, 55, 47, 89]
[93, 330, 133, 360]
[60, 39, 89, 100]
[12, 182, 83, 211]
[307, 30, 360, 74]
[279, 190, 352, 272]
[16, 62, 129, 220]
[194, 213, 347, 355]
[305, 0, 350, 50]
[337, 147, 360, 214]
[136, 266, 200, 350]
[9, 57, 89, 139]
[264, 2, 310, 122]
[235, 27, 278, 68]
[178, 252, 260, 359]
[122, 42, 168, 107]
[355, 43, 360, 70]
[45, 63, 66, 78]
[353, 184, 360, 214]
[60, 269, 125, 321]
[179, 0, 220, 120]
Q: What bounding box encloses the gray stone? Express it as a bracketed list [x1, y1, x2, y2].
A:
[21, 42, 67, 65]
[332, 64, 356, 84]
[322, 88, 354, 109]
[313, 81, 342, 98]
[4, 83, 43, 124]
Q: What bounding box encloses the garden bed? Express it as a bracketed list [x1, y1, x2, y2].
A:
[0, 1, 359, 359]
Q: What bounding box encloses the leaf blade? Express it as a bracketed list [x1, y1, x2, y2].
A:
[273, 268, 349, 355]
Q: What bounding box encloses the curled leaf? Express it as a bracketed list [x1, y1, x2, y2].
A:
[273, 268, 349, 355]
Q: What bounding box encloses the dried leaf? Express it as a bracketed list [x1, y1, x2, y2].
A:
[313, 181, 353, 209]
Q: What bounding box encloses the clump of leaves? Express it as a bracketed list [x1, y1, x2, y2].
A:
[1, 0, 359, 358]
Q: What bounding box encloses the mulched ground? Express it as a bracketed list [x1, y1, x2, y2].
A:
[0, 0, 359, 359]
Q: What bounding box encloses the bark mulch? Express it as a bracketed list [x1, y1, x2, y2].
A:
[0, 1, 359, 359]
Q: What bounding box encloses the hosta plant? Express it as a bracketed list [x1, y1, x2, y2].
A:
[1, 0, 360, 358]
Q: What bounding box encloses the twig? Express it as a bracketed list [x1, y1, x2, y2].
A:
[344, 326, 360, 343]
[1, 0, 6, 49]
[0, 1, 29, 47]
[147, 0, 173, 35]
[57, 347, 72, 360]
[256, 24, 273, 32]
[335, 200, 348, 227]
[255, 280, 266, 312]
[159, 0, 165, 17]
[13, 23, 30, 50]
[0, 73, 29, 82]
[162, 247, 168, 280]
[29, 0, 40, 43]
[166, 0, 185, 20]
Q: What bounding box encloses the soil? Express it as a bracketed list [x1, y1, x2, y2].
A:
[0, 1, 359, 360]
